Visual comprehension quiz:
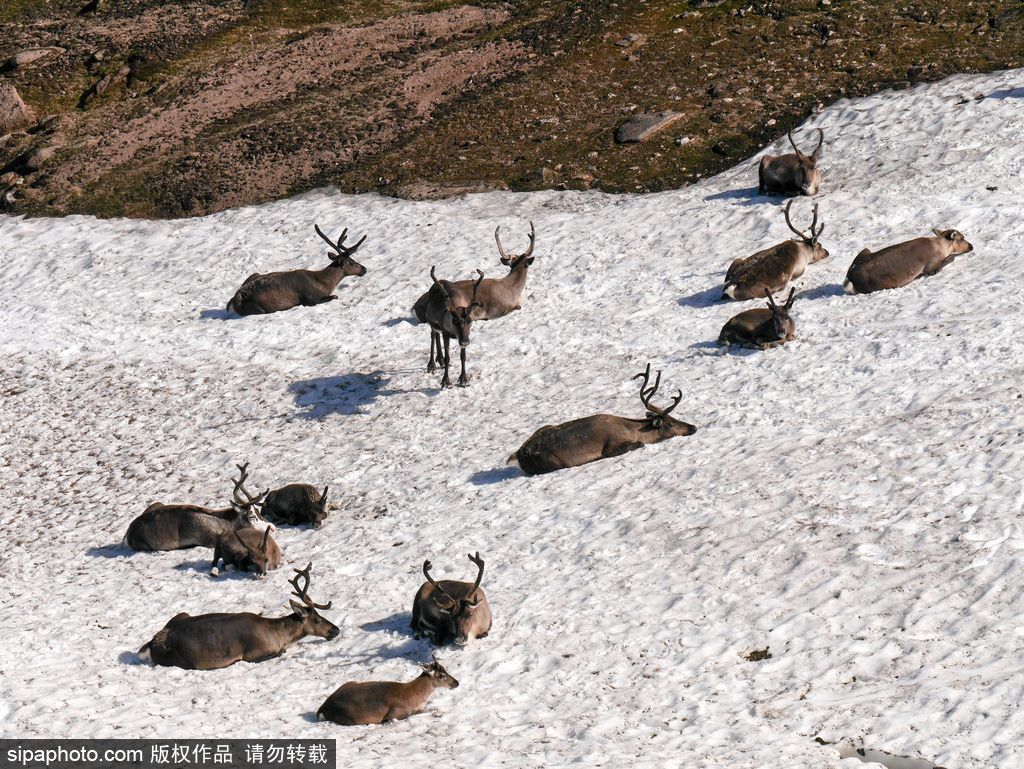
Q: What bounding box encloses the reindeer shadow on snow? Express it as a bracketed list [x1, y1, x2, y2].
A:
[289, 371, 434, 418]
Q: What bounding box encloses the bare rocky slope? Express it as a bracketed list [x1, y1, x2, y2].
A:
[1, 0, 1022, 218]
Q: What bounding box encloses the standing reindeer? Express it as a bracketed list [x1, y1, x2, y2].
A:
[844, 229, 974, 294]
[723, 201, 828, 300]
[422, 267, 485, 388]
[317, 659, 459, 726]
[226, 224, 367, 315]
[262, 484, 330, 528]
[412, 221, 537, 324]
[210, 526, 281, 578]
[138, 563, 339, 670]
[758, 128, 824, 197]
[509, 364, 697, 475]
[719, 288, 797, 349]
[123, 463, 272, 552]
[411, 553, 491, 646]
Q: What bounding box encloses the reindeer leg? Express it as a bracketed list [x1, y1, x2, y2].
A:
[923, 255, 955, 276]
[457, 346, 470, 387]
[317, 295, 338, 304]
[603, 441, 644, 458]
[427, 331, 438, 373]
[210, 542, 222, 577]
[441, 336, 452, 388]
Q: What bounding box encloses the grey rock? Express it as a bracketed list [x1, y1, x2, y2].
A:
[4, 47, 64, 71]
[614, 110, 683, 144]
[0, 84, 34, 136]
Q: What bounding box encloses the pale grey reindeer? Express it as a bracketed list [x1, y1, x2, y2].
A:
[317, 659, 459, 726]
[508, 364, 697, 476]
[758, 128, 824, 197]
[262, 483, 330, 528]
[210, 525, 282, 578]
[227, 224, 367, 315]
[723, 200, 828, 300]
[719, 288, 797, 349]
[138, 563, 339, 670]
[412, 221, 537, 328]
[844, 229, 974, 294]
[123, 463, 273, 552]
[411, 553, 492, 646]
[422, 267, 485, 388]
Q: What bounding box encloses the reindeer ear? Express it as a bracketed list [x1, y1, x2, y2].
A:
[289, 600, 310, 617]
[932, 228, 946, 238]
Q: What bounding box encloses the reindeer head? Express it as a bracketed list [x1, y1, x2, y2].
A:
[787, 128, 823, 196]
[633, 364, 697, 438]
[288, 562, 340, 640]
[931, 228, 974, 255]
[431, 267, 484, 348]
[420, 657, 460, 689]
[423, 553, 488, 646]
[494, 221, 536, 269]
[783, 200, 828, 262]
[228, 462, 274, 533]
[315, 223, 367, 277]
[233, 527, 276, 577]
[309, 486, 330, 529]
[764, 288, 797, 342]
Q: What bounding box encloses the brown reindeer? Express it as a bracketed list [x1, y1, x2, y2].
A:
[723, 201, 828, 300]
[509, 364, 697, 476]
[317, 659, 459, 725]
[226, 224, 367, 315]
[411, 553, 492, 646]
[210, 526, 281, 578]
[412, 221, 536, 326]
[138, 563, 339, 670]
[422, 267, 485, 388]
[719, 288, 796, 349]
[262, 484, 330, 528]
[844, 229, 974, 294]
[123, 463, 272, 552]
[758, 128, 824, 197]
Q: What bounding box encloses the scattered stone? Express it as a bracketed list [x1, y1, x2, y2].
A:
[0, 84, 35, 136]
[744, 647, 772, 662]
[22, 145, 57, 172]
[79, 66, 131, 108]
[674, 136, 691, 146]
[0, 171, 23, 188]
[2, 47, 64, 72]
[710, 112, 726, 123]
[614, 110, 683, 144]
[524, 166, 557, 184]
[394, 179, 509, 200]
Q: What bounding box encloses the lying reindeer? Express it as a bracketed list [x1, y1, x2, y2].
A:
[317, 659, 459, 726]
[422, 266, 485, 388]
[262, 483, 330, 528]
[411, 553, 491, 646]
[844, 229, 974, 294]
[413, 221, 537, 327]
[719, 288, 796, 349]
[124, 463, 272, 552]
[759, 128, 824, 197]
[723, 200, 828, 300]
[509, 364, 697, 475]
[138, 563, 339, 670]
[210, 526, 281, 578]
[227, 224, 367, 315]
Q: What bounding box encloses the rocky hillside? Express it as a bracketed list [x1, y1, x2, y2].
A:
[1, 0, 1022, 218]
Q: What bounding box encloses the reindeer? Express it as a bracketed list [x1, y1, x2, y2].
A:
[758, 128, 824, 197]
[509, 364, 697, 476]
[719, 288, 796, 349]
[262, 484, 330, 528]
[412, 221, 536, 325]
[411, 553, 491, 646]
[844, 229, 974, 294]
[210, 526, 281, 577]
[138, 563, 339, 670]
[123, 463, 272, 552]
[422, 267, 485, 388]
[723, 201, 828, 300]
[226, 224, 367, 315]
[317, 659, 459, 725]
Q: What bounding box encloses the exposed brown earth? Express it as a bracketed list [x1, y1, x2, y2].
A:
[1, 0, 1022, 218]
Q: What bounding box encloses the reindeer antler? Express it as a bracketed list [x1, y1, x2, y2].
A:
[494, 222, 536, 264]
[430, 266, 453, 305]
[315, 223, 366, 258]
[232, 462, 268, 507]
[469, 270, 485, 308]
[289, 562, 332, 610]
[633, 363, 683, 419]
[422, 559, 458, 608]
[465, 552, 485, 606]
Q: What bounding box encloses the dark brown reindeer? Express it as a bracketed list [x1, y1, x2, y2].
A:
[758, 128, 824, 197]
[844, 229, 974, 294]
[317, 659, 459, 726]
[509, 364, 697, 476]
[412, 221, 537, 325]
[422, 267, 485, 388]
[411, 553, 492, 646]
[719, 288, 797, 349]
[262, 484, 330, 528]
[138, 563, 339, 670]
[123, 463, 272, 552]
[723, 201, 828, 300]
[226, 224, 367, 315]
[210, 526, 282, 578]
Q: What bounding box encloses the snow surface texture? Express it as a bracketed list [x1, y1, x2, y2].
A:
[1, 70, 1022, 769]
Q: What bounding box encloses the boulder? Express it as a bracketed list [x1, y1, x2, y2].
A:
[614, 110, 683, 144]
[0, 84, 34, 135]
